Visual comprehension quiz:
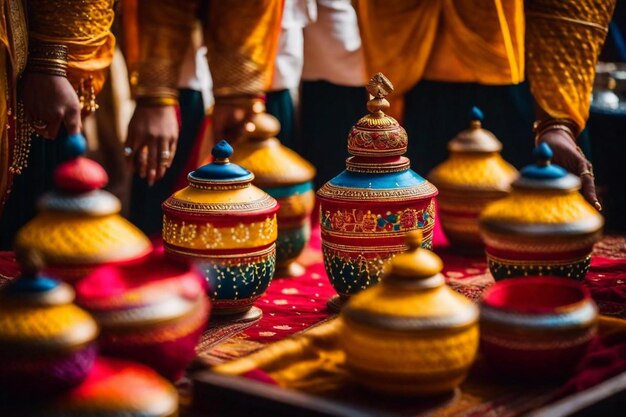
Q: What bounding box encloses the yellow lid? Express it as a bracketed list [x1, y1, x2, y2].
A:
[384, 230, 443, 282]
[230, 103, 316, 188]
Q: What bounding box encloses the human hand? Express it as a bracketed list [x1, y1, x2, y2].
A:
[21, 73, 82, 139]
[125, 105, 179, 185]
[537, 130, 600, 210]
[211, 102, 251, 143]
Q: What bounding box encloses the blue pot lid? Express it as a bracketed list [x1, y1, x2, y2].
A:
[514, 143, 580, 190]
[2, 250, 73, 305]
[189, 140, 254, 184]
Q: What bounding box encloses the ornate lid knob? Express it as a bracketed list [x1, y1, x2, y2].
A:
[245, 100, 280, 141]
[190, 140, 254, 186]
[347, 73, 408, 159]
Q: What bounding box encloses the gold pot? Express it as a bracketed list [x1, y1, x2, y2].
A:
[428, 107, 517, 250]
[340, 231, 478, 396]
[230, 102, 316, 277]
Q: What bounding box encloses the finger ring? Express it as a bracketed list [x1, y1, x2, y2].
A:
[160, 150, 171, 160]
[580, 170, 594, 178]
[123, 146, 133, 157]
[32, 119, 47, 130]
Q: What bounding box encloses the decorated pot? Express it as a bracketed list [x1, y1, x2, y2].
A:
[479, 143, 604, 280]
[317, 73, 438, 309]
[14, 133, 152, 282]
[75, 253, 210, 381]
[340, 231, 478, 396]
[6, 357, 179, 416]
[0, 250, 98, 396]
[162, 140, 279, 317]
[480, 277, 598, 380]
[229, 101, 316, 277]
[428, 107, 517, 251]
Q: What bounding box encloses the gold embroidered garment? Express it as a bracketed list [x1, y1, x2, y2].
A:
[130, 0, 283, 100]
[355, 0, 615, 129]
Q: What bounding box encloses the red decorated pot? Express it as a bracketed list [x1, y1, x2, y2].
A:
[479, 277, 598, 380]
[317, 73, 437, 310]
[76, 253, 210, 381]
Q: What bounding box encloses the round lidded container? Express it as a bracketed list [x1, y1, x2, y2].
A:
[162, 140, 279, 318]
[0, 249, 98, 396]
[317, 73, 438, 310]
[340, 231, 478, 396]
[428, 107, 517, 251]
[229, 101, 316, 277]
[479, 277, 598, 380]
[75, 253, 210, 381]
[479, 143, 604, 280]
[14, 133, 151, 282]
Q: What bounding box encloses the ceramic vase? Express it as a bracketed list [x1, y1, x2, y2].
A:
[317, 73, 438, 310]
[162, 140, 279, 319]
[340, 231, 478, 396]
[479, 143, 604, 280]
[480, 277, 597, 380]
[229, 101, 316, 277]
[428, 107, 517, 251]
[76, 253, 210, 381]
[14, 133, 151, 282]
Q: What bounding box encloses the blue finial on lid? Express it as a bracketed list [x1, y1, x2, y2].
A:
[66, 133, 88, 158]
[520, 143, 567, 180]
[7, 249, 58, 294]
[212, 140, 233, 160]
[190, 140, 253, 182]
[470, 106, 484, 122]
[534, 142, 553, 161]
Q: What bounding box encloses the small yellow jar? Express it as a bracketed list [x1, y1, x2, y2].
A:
[428, 107, 517, 250]
[230, 102, 316, 277]
[339, 231, 478, 396]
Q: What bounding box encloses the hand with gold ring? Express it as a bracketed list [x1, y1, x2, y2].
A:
[535, 127, 601, 211]
[125, 104, 179, 186]
[21, 73, 82, 139]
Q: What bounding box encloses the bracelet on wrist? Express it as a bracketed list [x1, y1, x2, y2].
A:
[135, 96, 179, 107]
[533, 118, 579, 146]
[25, 43, 68, 78]
[214, 94, 265, 110]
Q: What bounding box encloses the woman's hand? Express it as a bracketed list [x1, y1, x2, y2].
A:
[125, 105, 179, 186]
[211, 102, 251, 143]
[537, 130, 600, 210]
[21, 73, 82, 139]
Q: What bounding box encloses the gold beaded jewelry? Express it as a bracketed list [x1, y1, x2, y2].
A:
[533, 118, 579, 146]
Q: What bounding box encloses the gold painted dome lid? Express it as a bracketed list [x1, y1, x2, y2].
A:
[229, 102, 316, 188]
[14, 134, 151, 266]
[0, 250, 98, 352]
[448, 107, 503, 153]
[341, 231, 478, 331]
[427, 107, 517, 191]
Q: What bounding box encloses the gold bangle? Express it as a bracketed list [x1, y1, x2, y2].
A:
[135, 96, 179, 107]
[28, 43, 68, 62]
[533, 118, 578, 146]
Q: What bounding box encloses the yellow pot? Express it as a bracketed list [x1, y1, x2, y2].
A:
[339, 231, 478, 396]
[428, 107, 517, 250]
[230, 103, 316, 277]
[479, 144, 604, 280]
